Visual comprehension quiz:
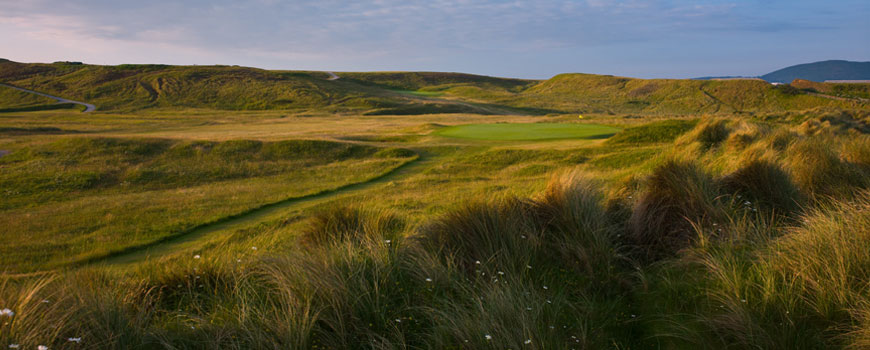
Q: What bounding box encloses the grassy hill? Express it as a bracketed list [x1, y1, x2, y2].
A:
[453, 73, 861, 115]
[1, 60, 866, 115]
[761, 60, 870, 83]
[791, 79, 870, 100]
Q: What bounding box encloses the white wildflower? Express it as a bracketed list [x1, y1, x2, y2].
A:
[37, 346, 48, 350]
[425, 278, 432, 282]
[542, 286, 548, 290]
[251, 246, 257, 250]
[67, 338, 81, 343]
[395, 319, 401, 323]
[9, 345, 20, 349]
[484, 334, 492, 340]
[0, 309, 13, 317]
[193, 255, 200, 259]
[475, 260, 481, 265]
[525, 339, 532, 344]
[384, 240, 391, 244]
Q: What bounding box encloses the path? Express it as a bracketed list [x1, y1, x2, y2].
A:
[326, 72, 340, 81]
[0, 83, 96, 112]
[806, 91, 870, 104]
[98, 154, 434, 266]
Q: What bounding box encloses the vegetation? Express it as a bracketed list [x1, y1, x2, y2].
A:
[436, 122, 620, 141]
[2, 60, 865, 115]
[0, 138, 415, 272]
[2, 61, 870, 349]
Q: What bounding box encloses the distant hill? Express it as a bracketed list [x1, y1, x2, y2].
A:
[0, 60, 866, 114]
[761, 60, 870, 83]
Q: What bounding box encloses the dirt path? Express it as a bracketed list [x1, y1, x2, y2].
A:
[96, 154, 433, 266]
[0, 83, 96, 112]
[326, 72, 340, 81]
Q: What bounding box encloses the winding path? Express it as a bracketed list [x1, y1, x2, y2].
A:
[0, 83, 96, 112]
[97, 154, 433, 266]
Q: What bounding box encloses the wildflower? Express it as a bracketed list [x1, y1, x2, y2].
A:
[251, 246, 257, 250]
[497, 271, 505, 275]
[9, 345, 20, 349]
[395, 319, 401, 323]
[425, 278, 432, 282]
[525, 339, 532, 344]
[546, 300, 552, 304]
[193, 255, 201, 259]
[549, 326, 555, 329]
[384, 240, 391, 244]
[526, 265, 532, 269]
[743, 201, 751, 206]
[475, 260, 481, 265]
[526, 307, 532, 311]
[41, 299, 50, 303]
[741, 299, 747, 303]
[0, 309, 13, 317]
[67, 338, 82, 343]
[484, 334, 492, 340]
[237, 259, 242, 263]
[542, 286, 548, 290]
[630, 314, 636, 318]
[38, 346, 48, 350]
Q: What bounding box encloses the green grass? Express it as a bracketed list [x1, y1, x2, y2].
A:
[2, 60, 864, 115]
[0, 137, 416, 272]
[435, 122, 620, 141]
[0, 65, 869, 349]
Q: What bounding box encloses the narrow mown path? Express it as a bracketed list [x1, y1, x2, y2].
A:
[97, 154, 433, 266]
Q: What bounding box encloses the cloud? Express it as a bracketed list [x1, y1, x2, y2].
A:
[0, 0, 867, 78]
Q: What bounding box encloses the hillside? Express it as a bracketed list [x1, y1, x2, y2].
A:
[761, 60, 870, 83]
[446, 73, 862, 115]
[1, 60, 866, 115]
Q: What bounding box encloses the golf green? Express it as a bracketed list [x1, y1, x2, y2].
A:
[436, 123, 621, 141]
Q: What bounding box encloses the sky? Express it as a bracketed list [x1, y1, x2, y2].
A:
[1, 0, 868, 79]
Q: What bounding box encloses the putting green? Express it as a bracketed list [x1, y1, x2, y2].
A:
[436, 123, 620, 141]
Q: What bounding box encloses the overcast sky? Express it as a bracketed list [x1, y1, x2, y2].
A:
[1, 0, 868, 79]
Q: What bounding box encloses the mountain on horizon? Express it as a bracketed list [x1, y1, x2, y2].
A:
[761, 60, 870, 83]
[695, 60, 870, 83]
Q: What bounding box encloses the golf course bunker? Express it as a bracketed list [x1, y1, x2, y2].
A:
[436, 123, 620, 141]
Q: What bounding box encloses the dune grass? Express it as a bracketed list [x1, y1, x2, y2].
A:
[2, 106, 870, 349]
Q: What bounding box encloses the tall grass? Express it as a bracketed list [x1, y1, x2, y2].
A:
[2, 118, 868, 349]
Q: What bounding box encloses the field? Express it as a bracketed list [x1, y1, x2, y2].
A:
[435, 122, 620, 141]
[1, 62, 870, 349]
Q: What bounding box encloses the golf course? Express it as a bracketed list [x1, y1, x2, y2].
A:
[1, 60, 869, 349]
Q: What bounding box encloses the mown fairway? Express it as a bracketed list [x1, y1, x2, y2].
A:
[436, 122, 620, 140]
